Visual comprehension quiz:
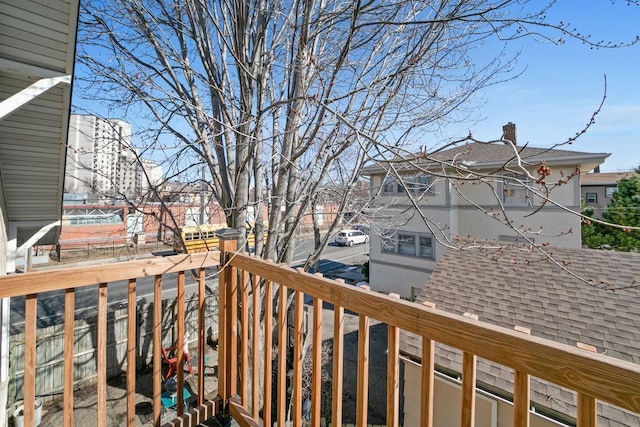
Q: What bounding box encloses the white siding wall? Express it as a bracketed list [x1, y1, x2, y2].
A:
[0, 0, 73, 72]
[0, 75, 66, 221]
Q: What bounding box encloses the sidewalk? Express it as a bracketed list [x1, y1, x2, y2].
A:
[37, 344, 219, 426]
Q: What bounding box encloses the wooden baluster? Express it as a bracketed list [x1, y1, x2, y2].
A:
[421, 301, 436, 427]
[63, 288, 75, 427]
[263, 278, 273, 426]
[421, 337, 435, 427]
[461, 352, 476, 427]
[293, 290, 304, 425]
[577, 393, 596, 427]
[356, 311, 370, 427]
[228, 256, 238, 398]
[218, 255, 228, 402]
[332, 305, 345, 427]
[513, 325, 531, 427]
[97, 283, 108, 427]
[241, 269, 249, 406]
[277, 284, 288, 427]
[176, 271, 185, 415]
[251, 273, 261, 420]
[387, 293, 401, 427]
[24, 294, 36, 427]
[514, 371, 531, 427]
[311, 287, 323, 426]
[127, 278, 137, 425]
[197, 267, 206, 406]
[218, 229, 241, 403]
[153, 275, 162, 427]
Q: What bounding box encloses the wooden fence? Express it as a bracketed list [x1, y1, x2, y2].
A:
[8, 293, 218, 406]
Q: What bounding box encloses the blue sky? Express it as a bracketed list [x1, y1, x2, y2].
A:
[442, 1, 640, 172]
[74, 2, 639, 172]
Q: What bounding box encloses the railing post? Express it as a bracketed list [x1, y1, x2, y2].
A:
[217, 228, 241, 418]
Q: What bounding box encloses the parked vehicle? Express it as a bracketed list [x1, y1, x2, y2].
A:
[352, 224, 370, 234]
[335, 229, 369, 246]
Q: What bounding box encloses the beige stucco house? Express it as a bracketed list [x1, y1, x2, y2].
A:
[361, 124, 609, 299]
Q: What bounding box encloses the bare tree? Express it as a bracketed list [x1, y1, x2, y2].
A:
[74, 0, 640, 266]
[70, 2, 640, 422]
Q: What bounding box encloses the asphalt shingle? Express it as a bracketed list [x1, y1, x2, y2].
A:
[401, 245, 640, 426]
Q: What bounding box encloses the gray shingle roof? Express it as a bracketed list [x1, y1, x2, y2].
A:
[401, 245, 640, 426]
[427, 142, 607, 165]
[361, 142, 609, 175]
[582, 172, 636, 186]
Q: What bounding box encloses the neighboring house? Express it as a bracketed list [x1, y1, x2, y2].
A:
[361, 123, 609, 299]
[401, 245, 640, 427]
[581, 171, 636, 218]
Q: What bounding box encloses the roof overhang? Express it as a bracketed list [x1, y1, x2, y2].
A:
[0, 0, 80, 247]
[361, 152, 610, 176]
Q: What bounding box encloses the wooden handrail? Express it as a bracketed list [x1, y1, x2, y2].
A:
[0, 252, 220, 297]
[225, 251, 640, 415]
[4, 243, 640, 427]
[0, 251, 221, 427]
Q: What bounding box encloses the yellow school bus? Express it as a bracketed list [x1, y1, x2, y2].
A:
[173, 223, 267, 254]
[173, 223, 224, 254]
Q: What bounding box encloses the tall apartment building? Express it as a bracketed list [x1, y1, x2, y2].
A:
[66, 115, 162, 200]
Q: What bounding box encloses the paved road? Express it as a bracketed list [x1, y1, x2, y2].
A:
[10, 237, 369, 332]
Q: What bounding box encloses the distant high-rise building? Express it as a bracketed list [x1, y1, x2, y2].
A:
[66, 115, 162, 200]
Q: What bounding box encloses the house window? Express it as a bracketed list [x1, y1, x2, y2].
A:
[605, 187, 617, 198]
[418, 174, 435, 195]
[381, 231, 434, 259]
[383, 174, 435, 196]
[382, 177, 396, 194]
[398, 234, 416, 255]
[585, 193, 597, 204]
[419, 236, 433, 258]
[382, 233, 396, 253]
[502, 174, 531, 207]
[405, 174, 435, 196]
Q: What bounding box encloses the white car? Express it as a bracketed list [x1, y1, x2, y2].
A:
[335, 229, 368, 246]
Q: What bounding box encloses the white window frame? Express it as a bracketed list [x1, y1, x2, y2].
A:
[404, 173, 435, 196]
[383, 173, 435, 196]
[502, 174, 532, 207]
[382, 176, 396, 194]
[419, 236, 434, 258]
[605, 187, 617, 198]
[381, 231, 434, 259]
[585, 193, 597, 204]
[397, 234, 416, 255]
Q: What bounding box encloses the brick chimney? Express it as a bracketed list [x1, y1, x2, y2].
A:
[502, 122, 516, 145]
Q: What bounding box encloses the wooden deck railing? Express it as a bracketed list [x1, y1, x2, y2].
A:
[217, 233, 640, 427]
[2, 229, 640, 427]
[0, 250, 222, 427]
